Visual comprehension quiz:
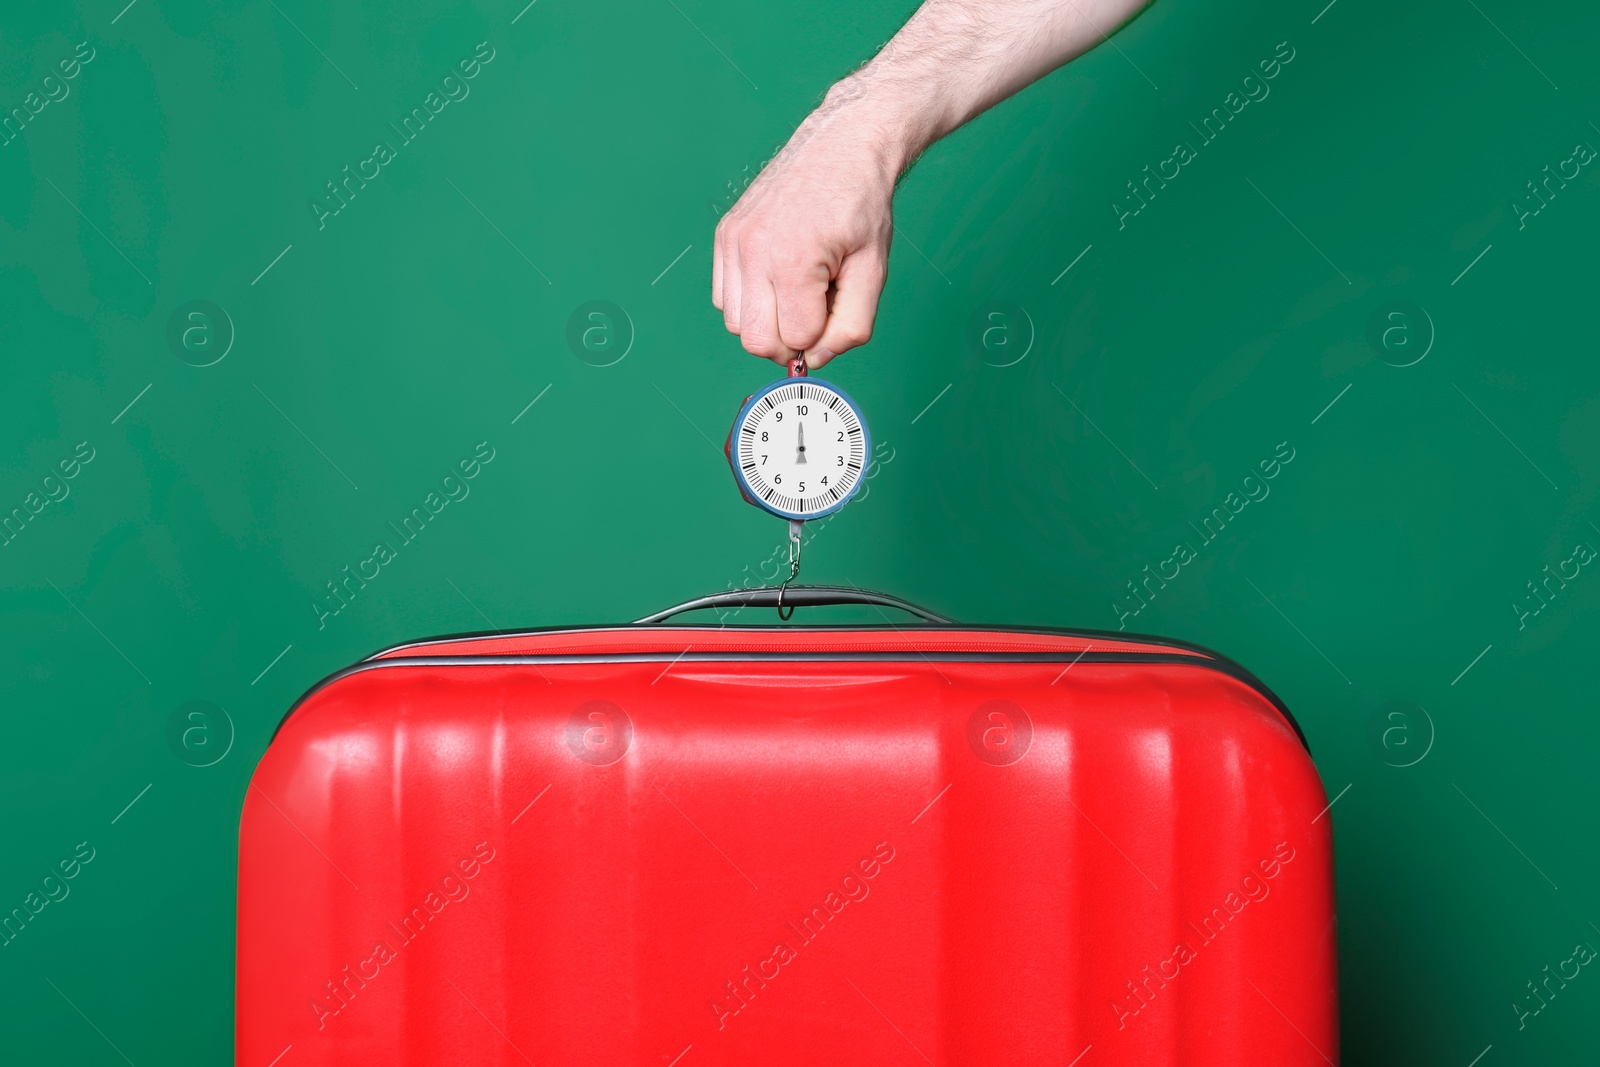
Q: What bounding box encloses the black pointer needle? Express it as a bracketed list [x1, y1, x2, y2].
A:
[796, 420, 807, 465]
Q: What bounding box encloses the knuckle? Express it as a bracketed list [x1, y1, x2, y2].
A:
[741, 334, 782, 358]
[839, 321, 873, 347]
[850, 253, 887, 287]
[768, 242, 813, 271]
[737, 228, 772, 261]
[780, 327, 821, 351]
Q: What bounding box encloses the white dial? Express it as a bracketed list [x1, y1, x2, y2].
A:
[732, 379, 868, 520]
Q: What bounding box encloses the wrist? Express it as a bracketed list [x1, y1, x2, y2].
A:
[811, 69, 944, 180]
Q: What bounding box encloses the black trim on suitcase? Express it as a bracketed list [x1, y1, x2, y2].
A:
[273, 647, 1310, 753]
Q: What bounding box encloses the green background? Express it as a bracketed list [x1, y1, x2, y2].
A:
[2, 0, 1596, 1061]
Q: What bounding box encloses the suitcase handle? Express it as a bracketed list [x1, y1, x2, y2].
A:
[635, 585, 953, 625]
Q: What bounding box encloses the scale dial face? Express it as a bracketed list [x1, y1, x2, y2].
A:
[731, 378, 870, 521]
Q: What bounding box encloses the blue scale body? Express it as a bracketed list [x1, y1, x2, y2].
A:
[725, 375, 871, 522]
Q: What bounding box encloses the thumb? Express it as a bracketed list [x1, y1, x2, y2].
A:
[804, 250, 886, 369]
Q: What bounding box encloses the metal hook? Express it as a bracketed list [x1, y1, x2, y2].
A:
[777, 519, 802, 620]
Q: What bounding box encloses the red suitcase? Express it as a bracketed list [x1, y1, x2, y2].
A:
[237, 587, 1337, 1066]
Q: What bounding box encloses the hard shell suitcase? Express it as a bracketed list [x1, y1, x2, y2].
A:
[237, 587, 1337, 1066]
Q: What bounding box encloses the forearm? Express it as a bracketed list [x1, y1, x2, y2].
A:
[808, 0, 1152, 175]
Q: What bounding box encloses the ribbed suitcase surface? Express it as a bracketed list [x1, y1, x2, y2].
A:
[237, 605, 1336, 1066]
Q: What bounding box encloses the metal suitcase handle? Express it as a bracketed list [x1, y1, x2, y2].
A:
[636, 585, 953, 625]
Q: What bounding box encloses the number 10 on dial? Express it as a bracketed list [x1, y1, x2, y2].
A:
[726, 376, 871, 521]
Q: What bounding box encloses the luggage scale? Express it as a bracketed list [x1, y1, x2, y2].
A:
[724, 355, 871, 617]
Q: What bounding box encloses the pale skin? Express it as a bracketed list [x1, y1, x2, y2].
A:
[713, 0, 1151, 368]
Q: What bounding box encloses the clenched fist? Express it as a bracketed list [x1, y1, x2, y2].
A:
[710, 0, 1150, 369]
[712, 92, 901, 370]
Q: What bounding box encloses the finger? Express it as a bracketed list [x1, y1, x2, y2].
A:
[804, 250, 886, 368]
[712, 220, 726, 312]
[739, 271, 795, 364]
[721, 231, 744, 335]
[773, 257, 831, 354]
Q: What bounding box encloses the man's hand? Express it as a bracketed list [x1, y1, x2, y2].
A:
[713, 0, 1151, 369]
[713, 101, 899, 370]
